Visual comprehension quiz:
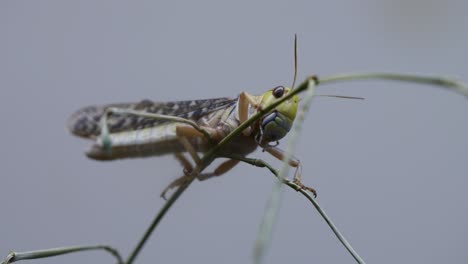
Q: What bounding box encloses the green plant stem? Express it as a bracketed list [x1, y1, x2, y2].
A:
[254, 78, 317, 264]
[319, 72, 468, 97]
[3, 73, 465, 264]
[252, 72, 467, 264]
[124, 77, 314, 264]
[125, 179, 193, 264]
[1, 245, 123, 264]
[225, 155, 365, 263]
[125, 72, 467, 264]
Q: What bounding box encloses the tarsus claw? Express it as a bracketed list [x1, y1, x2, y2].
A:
[293, 178, 317, 198]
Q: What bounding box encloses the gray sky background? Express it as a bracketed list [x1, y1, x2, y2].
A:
[1, 1, 467, 263]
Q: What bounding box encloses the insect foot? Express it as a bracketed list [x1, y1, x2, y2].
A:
[293, 178, 317, 198]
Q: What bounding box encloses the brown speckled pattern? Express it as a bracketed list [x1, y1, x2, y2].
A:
[68, 97, 237, 138]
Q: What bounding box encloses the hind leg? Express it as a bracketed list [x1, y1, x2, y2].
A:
[161, 154, 240, 199]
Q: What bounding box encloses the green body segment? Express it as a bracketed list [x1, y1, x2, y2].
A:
[255, 87, 298, 145]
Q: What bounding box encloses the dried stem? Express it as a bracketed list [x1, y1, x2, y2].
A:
[1, 245, 123, 264]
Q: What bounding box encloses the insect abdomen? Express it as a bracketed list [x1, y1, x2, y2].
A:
[86, 138, 187, 160]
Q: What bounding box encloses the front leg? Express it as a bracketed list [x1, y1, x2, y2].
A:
[238, 92, 260, 136]
[264, 146, 317, 197]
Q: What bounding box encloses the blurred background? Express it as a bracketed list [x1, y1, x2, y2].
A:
[1, 1, 467, 263]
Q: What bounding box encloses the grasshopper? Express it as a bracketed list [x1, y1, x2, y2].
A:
[67, 85, 315, 198]
[67, 37, 321, 198]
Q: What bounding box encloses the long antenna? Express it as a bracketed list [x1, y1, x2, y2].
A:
[317, 94, 365, 100]
[291, 34, 298, 90]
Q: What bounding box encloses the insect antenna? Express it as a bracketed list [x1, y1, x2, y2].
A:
[290, 34, 362, 102]
[291, 33, 298, 90]
[316, 94, 365, 100]
[297, 94, 365, 103]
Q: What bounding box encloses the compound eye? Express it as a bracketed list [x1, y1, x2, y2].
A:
[272, 86, 285, 98]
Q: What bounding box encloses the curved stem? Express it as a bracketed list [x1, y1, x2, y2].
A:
[126, 179, 193, 264]
[252, 72, 467, 264]
[224, 154, 365, 263]
[318, 72, 468, 97]
[124, 76, 317, 264]
[2, 245, 123, 264]
[125, 72, 467, 264]
[292, 183, 365, 263]
[254, 78, 318, 264]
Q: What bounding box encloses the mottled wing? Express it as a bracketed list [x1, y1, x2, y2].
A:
[68, 97, 237, 138]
